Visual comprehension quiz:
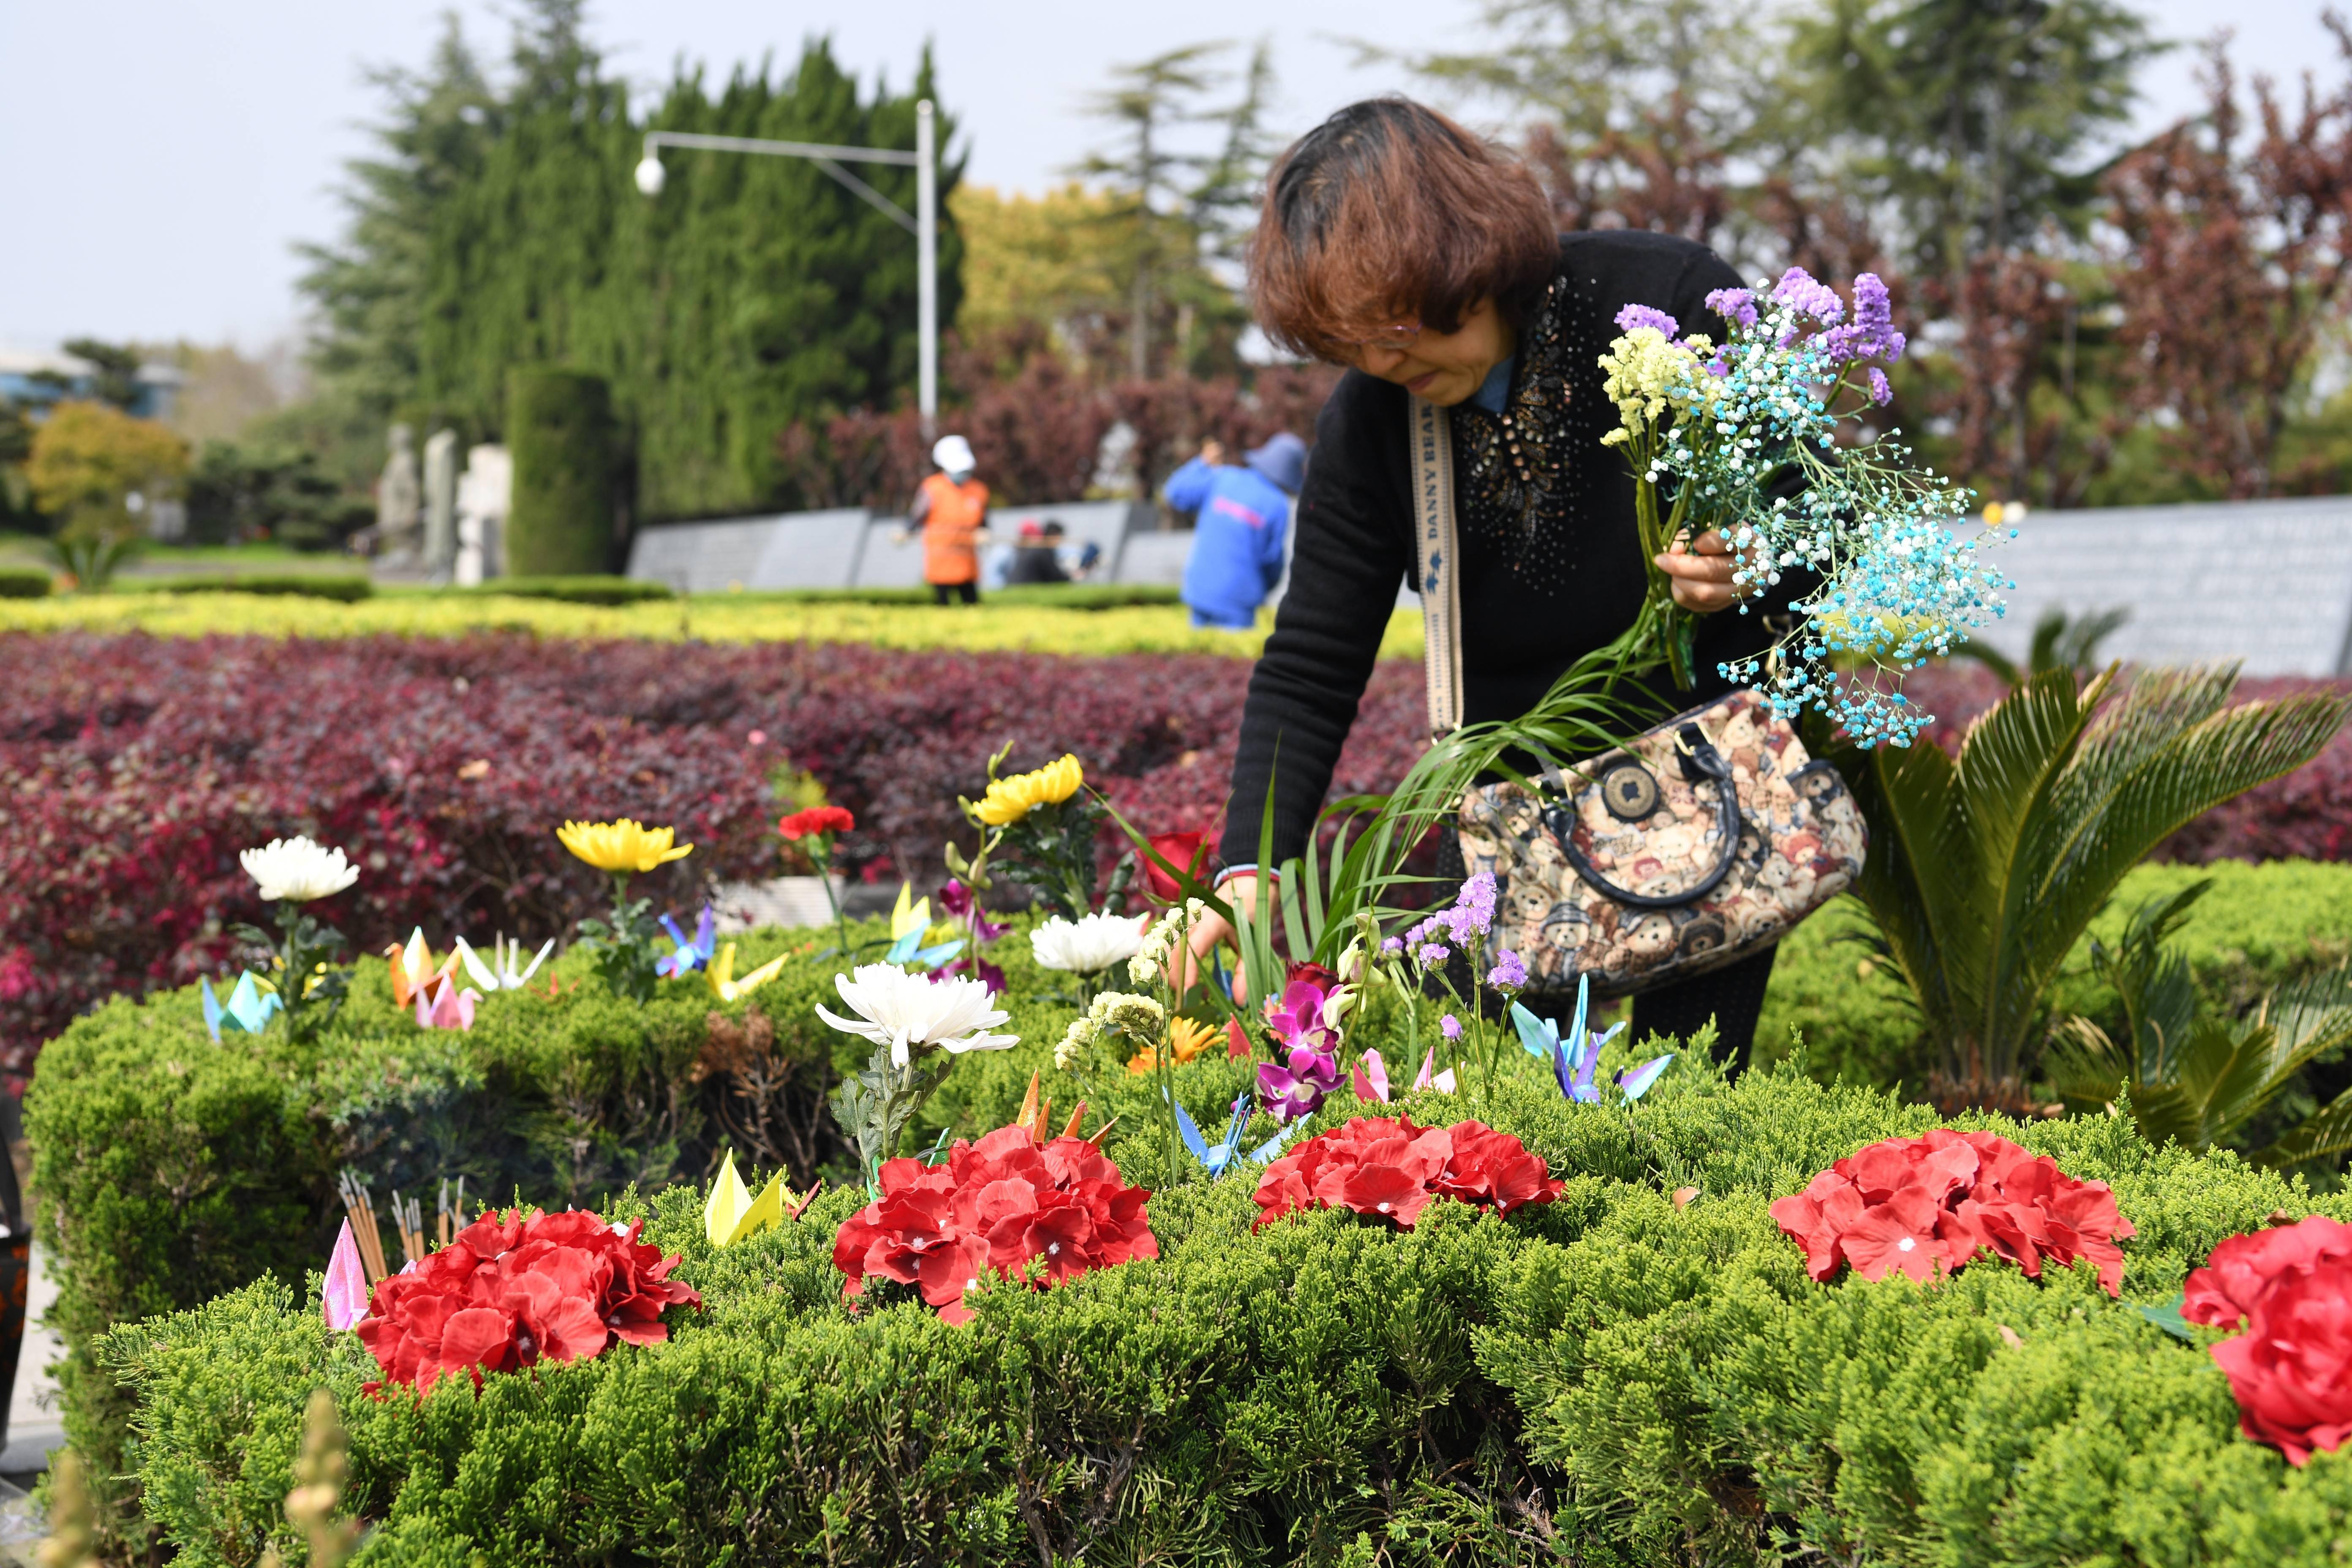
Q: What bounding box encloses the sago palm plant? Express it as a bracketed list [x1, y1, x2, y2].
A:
[1848, 663, 2350, 1113]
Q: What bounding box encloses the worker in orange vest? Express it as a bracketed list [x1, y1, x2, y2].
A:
[909, 434, 990, 604]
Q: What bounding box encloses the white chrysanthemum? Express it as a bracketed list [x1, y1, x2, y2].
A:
[815, 963, 1017, 1068]
[1030, 911, 1147, 975]
[239, 836, 359, 902]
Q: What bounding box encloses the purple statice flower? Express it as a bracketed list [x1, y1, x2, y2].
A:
[1440, 1014, 1462, 1042]
[1770, 267, 1846, 324]
[1416, 943, 1451, 969]
[1705, 286, 1759, 329]
[1258, 1044, 1342, 1124]
[1488, 948, 1527, 991]
[1614, 303, 1680, 337]
[1449, 872, 1497, 939]
[1821, 272, 1910, 368]
[1867, 368, 1893, 406]
[1381, 936, 1405, 954]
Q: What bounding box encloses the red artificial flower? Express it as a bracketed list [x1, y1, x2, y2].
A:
[1141, 830, 1209, 902]
[779, 805, 856, 841]
[353, 1208, 702, 1396]
[2182, 1214, 2352, 1466]
[831, 1125, 1158, 1325]
[1768, 1129, 2135, 1295]
[1252, 1116, 1563, 1231]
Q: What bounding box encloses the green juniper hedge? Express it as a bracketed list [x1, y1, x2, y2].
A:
[74, 1056, 2352, 1563]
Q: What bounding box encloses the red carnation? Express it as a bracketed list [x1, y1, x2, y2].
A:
[2183, 1215, 2352, 1465]
[1252, 1116, 1562, 1231]
[831, 1124, 1157, 1324]
[1769, 1129, 2134, 1295]
[1141, 830, 1208, 902]
[352, 1208, 702, 1395]
[779, 805, 856, 841]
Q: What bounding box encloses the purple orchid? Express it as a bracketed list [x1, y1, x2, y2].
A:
[1263, 973, 1343, 1055]
[935, 878, 1009, 943]
[1258, 1043, 1343, 1124]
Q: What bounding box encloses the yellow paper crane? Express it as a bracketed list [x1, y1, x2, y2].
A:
[702, 1151, 785, 1247]
[705, 942, 789, 1004]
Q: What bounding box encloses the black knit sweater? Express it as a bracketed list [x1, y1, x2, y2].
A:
[1220, 230, 1795, 869]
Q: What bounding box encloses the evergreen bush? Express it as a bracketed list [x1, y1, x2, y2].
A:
[87, 1037, 2352, 1566]
[0, 566, 50, 598]
[506, 370, 619, 577]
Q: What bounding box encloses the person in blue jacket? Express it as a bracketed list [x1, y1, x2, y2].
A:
[1165, 432, 1306, 629]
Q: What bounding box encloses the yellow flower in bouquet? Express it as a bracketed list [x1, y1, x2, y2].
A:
[556, 819, 694, 874]
[972, 754, 1084, 827]
[1126, 1015, 1220, 1076]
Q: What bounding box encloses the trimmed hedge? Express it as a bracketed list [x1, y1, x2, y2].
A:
[750, 583, 1186, 610]
[0, 567, 50, 599]
[145, 573, 375, 602]
[95, 1050, 2352, 1565]
[458, 575, 673, 605]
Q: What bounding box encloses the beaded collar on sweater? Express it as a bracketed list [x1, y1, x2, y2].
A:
[1445, 274, 1608, 586]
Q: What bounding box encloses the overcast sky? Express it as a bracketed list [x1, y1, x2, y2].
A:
[0, 0, 2341, 352]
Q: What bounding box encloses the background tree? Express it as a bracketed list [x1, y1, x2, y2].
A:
[2104, 26, 2352, 498]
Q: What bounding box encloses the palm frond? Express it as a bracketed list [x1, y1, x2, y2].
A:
[2257, 1085, 2352, 1167]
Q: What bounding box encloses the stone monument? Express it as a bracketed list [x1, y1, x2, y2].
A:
[454, 445, 512, 586]
[376, 424, 422, 563]
[422, 428, 458, 582]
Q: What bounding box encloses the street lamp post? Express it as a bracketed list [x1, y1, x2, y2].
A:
[634, 100, 939, 436]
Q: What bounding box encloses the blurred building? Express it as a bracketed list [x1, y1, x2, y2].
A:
[0, 346, 183, 422]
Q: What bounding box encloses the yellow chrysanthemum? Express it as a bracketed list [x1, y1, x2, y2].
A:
[973, 754, 1084, 827]
[1126, 1015, 1220, 1076]
[556, 818, 694, 874]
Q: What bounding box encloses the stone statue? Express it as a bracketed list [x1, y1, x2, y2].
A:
[376, 424, 422, 562]
[422, 429, 458, 582]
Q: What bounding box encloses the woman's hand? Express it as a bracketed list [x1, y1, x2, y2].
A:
[1176, 873, 1256, 1004]
[1654, 529, 1754, 613]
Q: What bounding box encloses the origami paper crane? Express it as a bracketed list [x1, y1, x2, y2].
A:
[1168, 1090, 1311, 1178]
[1511, 976, 1671, 1104]
[202, 972, 283, 1042]
[703, 1149, 786, 1247]
[454, 933, 555, 993]
[323, 1218, 370, 1330]
[656, 907, 717, 979]
[415, 974, 480, 1032]
[1410, 1048, 1459, 1095]
[1351, 1048, 1392, 1103]
[706, 943, 789, 1004]
[884, 884, 966, 969]
[386, 928, 456, 1010]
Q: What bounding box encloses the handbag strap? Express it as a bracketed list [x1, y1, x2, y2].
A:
[1538, 725, 1747, 909]
[1408, 395, 1463, 739]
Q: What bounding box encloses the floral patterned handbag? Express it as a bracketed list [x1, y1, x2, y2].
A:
[1410, 395, 1867, 1000]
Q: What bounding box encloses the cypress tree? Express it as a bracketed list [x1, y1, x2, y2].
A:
[506, 368, 616, 574]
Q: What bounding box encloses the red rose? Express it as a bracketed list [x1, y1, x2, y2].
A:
[1141, 830, 1209, 902]
[1252, 1116, 1560, 1231]
[2183, 1215, 2352, 1465]
[833, 1124, 1156, 1324]
[353, 1208, 702, 1395]
[779, 805, 856, 841]
[1769, 1130, 2134, 1294]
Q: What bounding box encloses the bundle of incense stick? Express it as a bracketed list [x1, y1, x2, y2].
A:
[435, 1175, 467, 1249]
[389, 1190, 426, 1269]
[335, 1171, 389, 1285]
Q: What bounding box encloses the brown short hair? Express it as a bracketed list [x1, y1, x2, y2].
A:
[1249, 98, 1557, 362]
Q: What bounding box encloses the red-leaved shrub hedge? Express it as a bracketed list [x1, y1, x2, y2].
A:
[0, 632, 1423, 1071]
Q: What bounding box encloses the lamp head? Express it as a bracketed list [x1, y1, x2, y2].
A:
[634, 154, 666, 197]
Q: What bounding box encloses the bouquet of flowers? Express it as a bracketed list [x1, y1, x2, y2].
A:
[1598, 269, 2011, 746]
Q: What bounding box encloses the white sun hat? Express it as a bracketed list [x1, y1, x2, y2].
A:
[931, 434, 976, 476]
